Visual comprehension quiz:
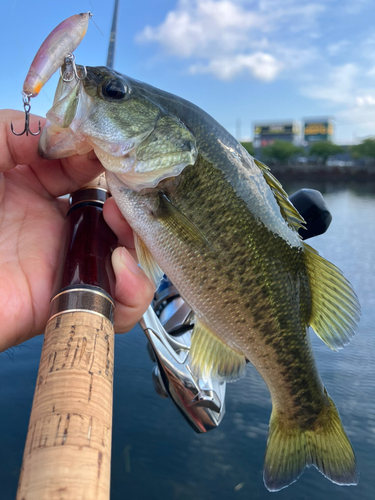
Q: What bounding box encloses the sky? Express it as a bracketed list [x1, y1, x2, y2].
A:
[1, 0, 375, 144]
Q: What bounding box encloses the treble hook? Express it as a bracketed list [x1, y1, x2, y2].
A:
[60, 53, 87, 83]
[11, 93, 41, 137]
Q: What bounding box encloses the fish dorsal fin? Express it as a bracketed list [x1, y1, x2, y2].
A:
[254, 158, 306, 233]
[134, 234, 164, 290]
[158, 192, 213, 251]
[304, 243, 361, 350]
[188, 319, 246, 382]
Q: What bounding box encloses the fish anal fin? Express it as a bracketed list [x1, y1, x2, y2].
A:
[304, 243, 361, 350]
[264, 395, 358, 492]
[188, 319, 246, 382]
[134, 234, 164, 290]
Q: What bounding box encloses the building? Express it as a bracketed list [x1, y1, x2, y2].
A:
[253, 121, 300, 149]
[303, 118, 333, 144]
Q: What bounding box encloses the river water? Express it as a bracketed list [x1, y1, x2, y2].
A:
[0, 179, 374, 500]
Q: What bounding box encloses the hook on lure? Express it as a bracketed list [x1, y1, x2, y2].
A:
[11, 12, 92, 137]
[11, 93, 41, 136]
[60, 53, 87, 83]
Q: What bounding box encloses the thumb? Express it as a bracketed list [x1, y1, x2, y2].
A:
[111, 246, 154, 333]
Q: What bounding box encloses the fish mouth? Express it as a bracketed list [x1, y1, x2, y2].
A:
[39, 69, 94, 160]
[39, 120, 93, 159]
[39, 66, 131, 160]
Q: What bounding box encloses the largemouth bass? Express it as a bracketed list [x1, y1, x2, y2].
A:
[39, 65, 360, 491]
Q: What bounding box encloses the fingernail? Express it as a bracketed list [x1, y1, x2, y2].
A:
[112, 247, 141, 275]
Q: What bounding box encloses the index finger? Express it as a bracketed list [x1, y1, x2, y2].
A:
[0, 109, 103, 198]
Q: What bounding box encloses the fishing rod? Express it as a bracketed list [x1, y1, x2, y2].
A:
[16, 7, 120, 500]
[16, 176, 117, 500]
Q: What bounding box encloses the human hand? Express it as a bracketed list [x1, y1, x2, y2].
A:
[0, 110, 154, 352]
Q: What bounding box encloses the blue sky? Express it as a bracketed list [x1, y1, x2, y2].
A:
[1, 0, 375, 144]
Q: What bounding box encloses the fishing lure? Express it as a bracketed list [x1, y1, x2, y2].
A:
[11, 11, 92, 136]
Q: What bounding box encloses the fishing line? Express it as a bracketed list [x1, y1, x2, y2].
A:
[91, 17, 104, 36]
[88, 0, 104, 36]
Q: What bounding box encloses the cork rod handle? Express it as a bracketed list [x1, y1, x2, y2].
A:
[17, 311, 114, 500]
[17, 175, 118, 500]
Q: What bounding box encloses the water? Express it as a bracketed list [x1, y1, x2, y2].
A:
[1, 180, 374, 500]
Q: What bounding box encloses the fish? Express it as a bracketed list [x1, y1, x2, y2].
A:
[39, 65, 361, 492]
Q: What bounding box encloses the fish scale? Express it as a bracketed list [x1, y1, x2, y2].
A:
[110, 154, 324, 419]
[39, 65, 360, 491]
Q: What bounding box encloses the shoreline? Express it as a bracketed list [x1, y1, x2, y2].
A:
[266, 163, 375, 182]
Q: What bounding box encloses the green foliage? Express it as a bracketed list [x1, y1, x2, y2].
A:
[351, 138, 375, 159]
[261, 141, 304, 163]
[241, 142, 255, 156]
[309, 141, 343, 162]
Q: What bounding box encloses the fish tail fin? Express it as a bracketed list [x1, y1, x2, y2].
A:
[263, 395, 358, 491]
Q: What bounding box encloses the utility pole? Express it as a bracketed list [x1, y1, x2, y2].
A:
[236, 118, 242, 141]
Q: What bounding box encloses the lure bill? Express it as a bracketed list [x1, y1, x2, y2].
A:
[23, 12, 91, 98]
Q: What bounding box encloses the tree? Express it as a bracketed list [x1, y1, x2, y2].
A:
[241, 142, 255, 156]
[261, 141, 304, 163]
[351, 138, 375, 159]
[309, 141, 343, 162]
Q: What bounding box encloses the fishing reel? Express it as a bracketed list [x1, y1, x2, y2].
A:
[140, 188, 332, 433]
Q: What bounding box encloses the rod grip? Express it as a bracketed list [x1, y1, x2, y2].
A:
[17, 310, 114, 500]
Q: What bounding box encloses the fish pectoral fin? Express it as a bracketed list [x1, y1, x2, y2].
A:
[304, 243, 361, 350]
[134, 234, 164, 290]
[264, 395, 358, 492]
[188, 319, 246, 382]
[158, 192, 213, 252]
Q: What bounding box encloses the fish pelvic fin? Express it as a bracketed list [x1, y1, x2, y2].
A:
[134, 234, 164, 290]
[304, 243, 361, 350]
[264, 395, 358, 492]
[188, 319, 246, 382]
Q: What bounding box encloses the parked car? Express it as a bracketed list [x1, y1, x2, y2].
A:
[326, 159, 354, 167]
[295, 156, 308, 164]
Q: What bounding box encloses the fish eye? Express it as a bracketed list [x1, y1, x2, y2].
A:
[102, 79, 127, 100]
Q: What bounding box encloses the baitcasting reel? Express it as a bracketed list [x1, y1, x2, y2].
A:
[139, 189, 332, 433]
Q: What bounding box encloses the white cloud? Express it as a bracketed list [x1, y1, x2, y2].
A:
[301, 62, 375, 141]
[257, 0, 326, 31]
[135, 0, 375, 140]
[342, 0, 372, 15]
[189, 52, 282, 81]
[327, 40, 350, 56]
[302, 64, 359, 105]
[356, 95, 375, 106]
[136, 0, 324, 81]
[137, 0, 262, 58]
[336, 104, 375, 142]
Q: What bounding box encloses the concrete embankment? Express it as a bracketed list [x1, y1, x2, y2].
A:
[268, 163, 375, 182]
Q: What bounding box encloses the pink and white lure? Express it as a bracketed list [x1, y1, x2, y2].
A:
[23, 12, 91, 97]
